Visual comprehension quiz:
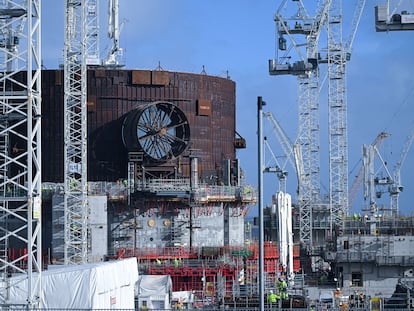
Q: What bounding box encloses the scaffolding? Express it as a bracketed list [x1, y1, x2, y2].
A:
[115, 242, 301, 307]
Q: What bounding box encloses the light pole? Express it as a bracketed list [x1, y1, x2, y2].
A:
[258, 96, 266, 310]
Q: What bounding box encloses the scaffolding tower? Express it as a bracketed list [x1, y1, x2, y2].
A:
[0, 0, 42, 307]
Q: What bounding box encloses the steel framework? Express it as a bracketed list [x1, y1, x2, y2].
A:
[263, 111, 295, 194]
[296, 0, 330, 249]
[63, 0, 88, 264]
[348, 132, 389, 210]
[269, 0, 366, 247]
[269, 0, 328, 249]
[85, 0, 100, 65]
[327, 0, 365, 233]
[327, 0, 347, 234]
[0, 0, 42, 307]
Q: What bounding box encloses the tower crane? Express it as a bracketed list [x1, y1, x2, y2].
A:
[63, 0, 89, 264]
[363, 143, 393, 215]
[263, 111, 302, 195]
[373, 0, 414, 212]
[62, 0, 125, 264]
[0, 0, 42, 307]
[388, 124, 414, 215]
[269, 0, 366, 248]
[326, 0, 365, 235]
[261, 112, 296, 284]
[264, 112, 296, 175]
[348, 132, 390, 211]
[269, 0, 330, 249]
[361, 125, 413, 217]
[263, 137, 288, 194]
[375, 0, 414, 31]
[85, 0, 100, 65]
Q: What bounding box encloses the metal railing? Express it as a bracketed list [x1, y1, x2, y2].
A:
[42, 181, 257, 204]
[1, 308, 413, 311]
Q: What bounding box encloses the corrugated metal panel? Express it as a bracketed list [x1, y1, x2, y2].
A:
[41, 69, 237, 183]
[132, 70, 151, 85]
[152, 71, 169, 86]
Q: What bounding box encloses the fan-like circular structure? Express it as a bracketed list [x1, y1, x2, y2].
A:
[122, 101, 190, 163]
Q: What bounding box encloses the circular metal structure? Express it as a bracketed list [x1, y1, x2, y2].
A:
[41, 69, 236, 182]
[122, 101, 190, 163]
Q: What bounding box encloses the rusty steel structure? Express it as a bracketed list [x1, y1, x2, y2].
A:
[39, 68, 255, 261]
[42, 69, 242, 183]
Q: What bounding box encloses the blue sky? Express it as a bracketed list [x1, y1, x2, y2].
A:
[42, 1, 414, 216]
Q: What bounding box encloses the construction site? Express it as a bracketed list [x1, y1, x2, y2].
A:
[1, 0, 414, 310]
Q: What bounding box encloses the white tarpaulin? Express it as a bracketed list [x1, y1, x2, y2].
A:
[136, 275, 172, 309]
[5, 258, 138, 309]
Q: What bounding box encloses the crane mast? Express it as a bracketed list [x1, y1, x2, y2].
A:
[63, 0, 88, 264]
[0, 0, 42, 307]
[62, 0, 124, 264]
[326, 0, 347, 236]
[85, 0, 100, 65]
[326, 0, 365, 234]
[269, 0, 365, 248]
[269, 0, 327, 249]
[269, 0, 317, 250]
[296, 0, 330, 250]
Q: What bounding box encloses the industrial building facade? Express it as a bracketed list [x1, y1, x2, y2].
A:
[38, 69, 256, 258]
[42, 69, 240, 183]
